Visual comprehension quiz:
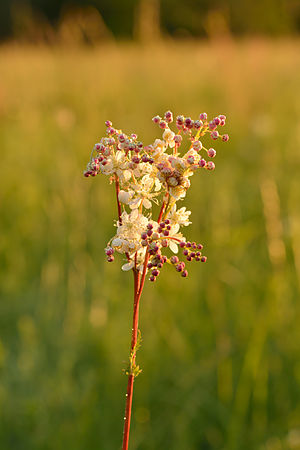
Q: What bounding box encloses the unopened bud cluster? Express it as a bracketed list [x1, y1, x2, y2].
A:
[84, 111, 229, 281]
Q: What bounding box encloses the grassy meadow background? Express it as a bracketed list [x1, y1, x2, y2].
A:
[1, 39, 300, 449]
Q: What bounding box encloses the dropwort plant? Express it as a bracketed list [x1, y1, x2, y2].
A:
[84, 111, 229, 449]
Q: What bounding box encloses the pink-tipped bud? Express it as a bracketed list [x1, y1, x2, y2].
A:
[192, 140, 202, 151]
[164, 111, 173, 123]
[147, 223, 153, 229]
[176, 264, 183, 272]
[201, 256, 207, 262]
[199, 159, 206, 167]
[176, 115, 184, 125]
[197, 244, 203, 250]
[147, 262, 153, 269]
[187, 156, 195, 165]
[199, 113, 207, 121]
[164, 219, 170, 225]
[107, 127, 115, 135]
[181, 270, 188, 277]
[183, 249, 188, 256]
[141, 232, 148, 240]
[170, 256, 179, 264]
[206, 161, 215, 171]
[107, 255, 114, 262]
[149, 275, 156, 282]
[193, 120, 202, 129]
[208, 148, 216, 158]
[163, 230, 169, 236]
[105, 120, 112, 127]
[161, 239, 168, 247]
[184, 117, 193, 129]
[118, 133, 126, 143]
[214, 117, 221, 126]
[152, 269, 160, 277]
[147, 229, 153, 237]
[179, 241, 186, 248]
[211, 131, 219, 140]
[131, 133, 137, 140]
[174, 135, 182, 144]
[105, 247, 114, 256]
[186, 242, 192, 248]
[159, 120, 167, 129]
[132, 156, 140, 164]
[152, 115, 161, 124]
[222, 134, 229, 142]
[159, 222, 165, 228]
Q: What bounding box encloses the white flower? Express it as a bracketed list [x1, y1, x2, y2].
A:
[167, 205, 191, 227]
[128, 174, 161, 210]
[111, 209, 148, 254]
[118, 190, 134, 205]
[100, 150, 131, 182]
[169, 184, 188, 200]
[122, 247, 147, 272]
[163, 128, 175, 148]
[151, 139, 166, 160]
[167, 224, 185, 254]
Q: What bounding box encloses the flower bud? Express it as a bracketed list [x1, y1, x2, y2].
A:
[174, 135, 182, 144]
[170, 256, 179, 264]
[192, 140, 202, 151]
[184, 117, 193, 129]
[211, 131, 219, 140]
[199, 113, 207, 121]
[206, 161, 215, 171]
[152, 115, 161, 124]
[208, 148, 216, 158]
[164, 111, 173, 123]
[159, 121, 167, 129]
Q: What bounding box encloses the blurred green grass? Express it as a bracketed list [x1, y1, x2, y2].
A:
[0, 40, 300, 450]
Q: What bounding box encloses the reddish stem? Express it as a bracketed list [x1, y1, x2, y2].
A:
[157, 195, 168, 223]
[122, 200, 167, 449]
[122, 269, 140, 450]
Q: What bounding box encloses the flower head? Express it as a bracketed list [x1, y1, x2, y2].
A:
[84, 111, 229, 281]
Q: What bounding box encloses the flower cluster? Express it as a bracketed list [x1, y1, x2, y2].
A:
[84, 111, 229, 281]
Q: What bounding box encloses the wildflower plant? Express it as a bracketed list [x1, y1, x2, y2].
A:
[84, 111, 229, 449]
